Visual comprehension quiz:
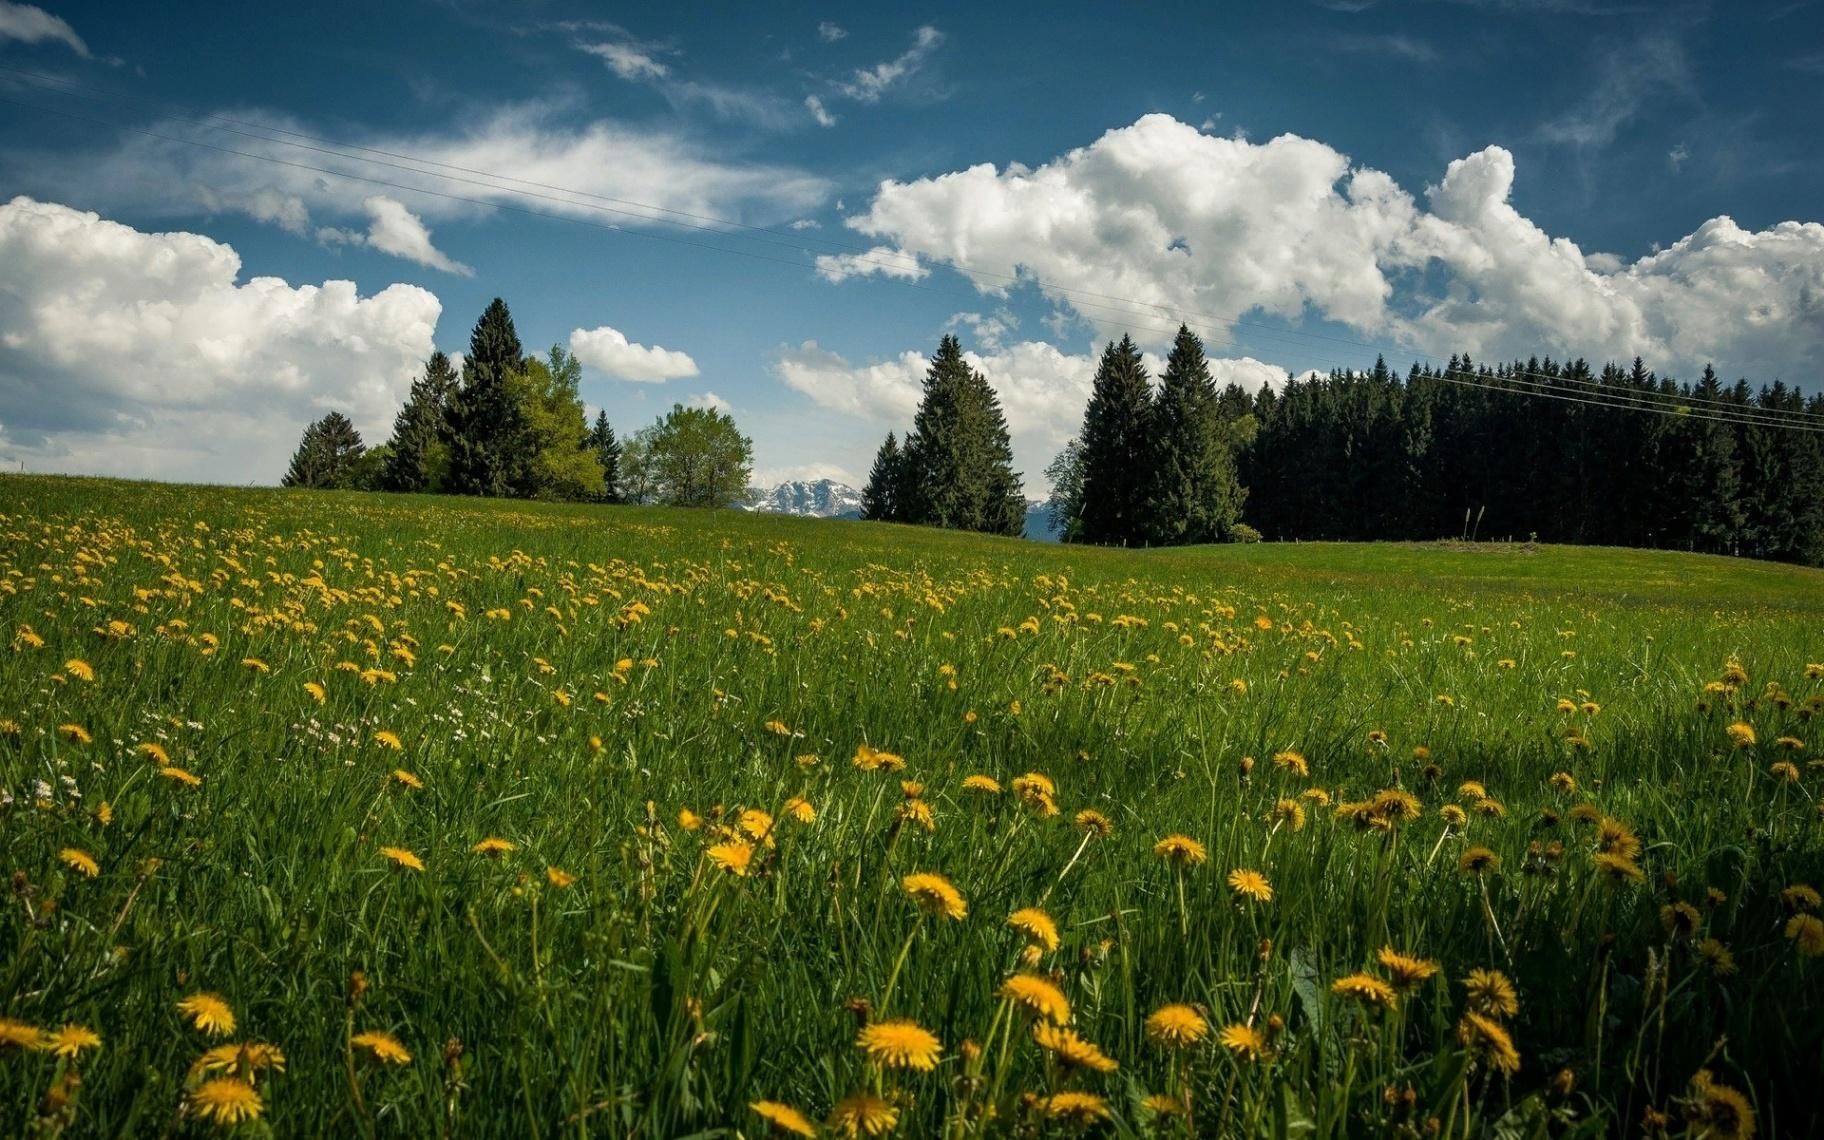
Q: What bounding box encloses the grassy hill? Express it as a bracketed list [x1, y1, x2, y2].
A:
[0, 474, 1819, 1136]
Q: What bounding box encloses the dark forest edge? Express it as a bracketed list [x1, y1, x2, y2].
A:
[282, 298, 1824, 568]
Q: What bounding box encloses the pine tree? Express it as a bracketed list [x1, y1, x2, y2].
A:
[587, 410, 623, 503]
[900, 336, 1024, 535]
[443, 298, 528, 497]
[861, 431, 903, 521]
[282, 411, 365, 489]
[1075, 336, 1153, 545]
[380, 351, 457, 493]
[1146, 325, 1244, 544]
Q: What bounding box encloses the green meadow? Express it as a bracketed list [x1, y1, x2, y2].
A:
[0, 474, 1819, 1138]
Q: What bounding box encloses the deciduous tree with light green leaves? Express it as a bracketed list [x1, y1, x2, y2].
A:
[507, 344, 605, 502]
[634, 403, 753, 508]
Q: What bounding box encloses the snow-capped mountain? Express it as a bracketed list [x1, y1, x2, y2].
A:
[743, 479, 865, 518]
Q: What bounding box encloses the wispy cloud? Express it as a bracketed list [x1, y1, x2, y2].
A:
[0, 1, 89, 56]
[578, 39, 669, 81]
[1788, 51, 1824, 75]
[1537, 32, 1691, 147]
[1324, 31, 1439, 63]
[832, 25, 944, 104]
[804, 94, 836, 127]
[817, 21, 846, 42]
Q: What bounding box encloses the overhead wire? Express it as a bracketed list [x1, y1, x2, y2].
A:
[2, 67, 1820, 434]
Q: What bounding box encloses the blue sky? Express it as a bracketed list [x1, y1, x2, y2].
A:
[1, 0, 1820, 488]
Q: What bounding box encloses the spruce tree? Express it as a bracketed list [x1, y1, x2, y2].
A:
[443, 298, 528, 497]
[1146, 325, 1245, 544]
[1075, 335, 1153, 545]
[901, 336, 1025, 536]
[282, 411, 365, 489]
[861, 431, 903, 521]
[588, 410, 623, 503]
[381, 351, 457, 493]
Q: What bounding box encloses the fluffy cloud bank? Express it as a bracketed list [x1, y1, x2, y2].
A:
[568, 325, 699, 382]
[834, 114, 1824, 380]
[0, 197, 440, 482]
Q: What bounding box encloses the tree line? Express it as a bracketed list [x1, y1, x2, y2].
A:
[283, 297, 753, 508]
[1035, 331, 1824, 565]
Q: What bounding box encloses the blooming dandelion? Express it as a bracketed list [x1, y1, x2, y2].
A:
[1787, 913, 1824, 956]
[1040, 1091, 1112, 1124]
[546, 866, 577, 889]
[177, 993, 237, 1036]
[1457, 1012, 1521, 1075]
[1228, 868, 1273, 903]
[374, 730, 403, 751]
[901, 872, 967, 920]
[472, 837, 515, 857]
[188, 1079, 264, 1125]
[351, 1030, 412, 1064]
[0, 1018, 47, 1051]
[750, 1100, 817, 1137]
[158, 765, 203, 787]
[707, 841, 755, 877]
[1145, 1003, 1209, 1047]
[1008, 907, 1060, 951]
[59, 848, 99, 878]
[1219, 1022, 1269, 1060]
[1154, 834, 1207, 866]
[46, 1024, 101, 1058]
[1331, 973, 1398, 1009]
[1377, 947, 1441, 991]
[1464, 969, 1520, 1018]
[1000, 974, 1071, 1025]
[1033, 1022, 1118, 1072]
[1726, 722, 1757, 749]
[828, 1091, 898, 1138]
[379, 846, 425, 873]
[855, 1018, 941, 1070]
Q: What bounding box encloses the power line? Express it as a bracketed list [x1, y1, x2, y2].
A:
[2, 73, 1820, 433]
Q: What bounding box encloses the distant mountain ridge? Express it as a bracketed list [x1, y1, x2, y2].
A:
[741, 478, 1061, 542]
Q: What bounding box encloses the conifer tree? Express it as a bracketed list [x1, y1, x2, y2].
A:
[1074, 335, 1153, 545]
[282, 411, 365, 489]
[1146, 325, 1245, 544]
[443, 298, 528, 497]
[861, 431, 903, 521]
[900, 336, 1025, 536]
[588, 410, 623, 503]
[380, 351, 457, 493]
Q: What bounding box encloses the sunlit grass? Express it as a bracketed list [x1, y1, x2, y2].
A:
[0, 473, 1819, 1137]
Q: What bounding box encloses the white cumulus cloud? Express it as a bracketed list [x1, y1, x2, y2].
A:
[318, 196, 472, 276]
[569, 324, 699, 382]
[0, 197, 441, 483]
[832, 113, 1824, 381]
[0, 1, 87, 56]
[814, 245, 926, 283]
[687, 390, 731, 414]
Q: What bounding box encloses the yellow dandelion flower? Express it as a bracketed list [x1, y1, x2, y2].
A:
[1686, 1070, 1755, 1140]
[855, 1018, 941, 1070]
[472, 836, 515, 857]
[708, 841, 755, 877]
[1459, 846, 1500, 875]
[852, 743, 906, 771]
[901, 872, 967, 920]
[1332, 973, 1398, 1009]
[1697, 938, 1738, 976]
[378, 846, 424, 873]
[783, 796, 816, 824]
[750, 1100, 817, 1137]
[46, 1024, 101, 1058]
[1596, 817, 1641, 860]
[1154, 834, 1207, 866]
[1786, 913, 1824, 956]
[1032, 1022, 1117, 1072]
[739, 808, 777, 846]
[136, 741, 171, 764]
[1464, 969, 1520, 1018]
[962, 774, 1002, 795]
[1040, 1091, 1111, 1124]
[239, 658, 269, 674]
[1440, 804, 1468, 827]
[1782, 884, 1821, 911]
[1000, 973, 1071, 1025]
[1218, 1022, 1268, 1060]
[678, 808, 704, 831]
[152, 765, 201, 787]
[546, 866, 577, 889]
[827, 1091, 898, 1138]
[303, 681, 326, 703]
[59, 848, 99, 878]
[374, 730, 403, 751]
[1726, 722, 1757, 749]
[389, 769, 423, 790]
[1272, 750, 1309, 777]
[58, 723, 92, 745]
[1661, 901, 1702, 940]
[190, 1041, 287, 1081]
[1227, 868, 1273, 903]
[1457, 1012, 1521, 1075]
[350, 1030, 412, 1064]
[0, 1018, 47, 1051]
[1771, 761, 1801, 783]
[177, 993, 237, 1037]
[188, 1078, 263, 1125]
[1073, 808, 1113, 837]
[1593, 852, 1645, 885]
[1144, 1003, 1209, 1047]
[1550, 771, 1577, 794]
[1377, 947, 1441, 990]
[1007, 907, 1060, 952]
[1267, 798, 1307, 831]
[1143, 1092, 1186, 1117]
